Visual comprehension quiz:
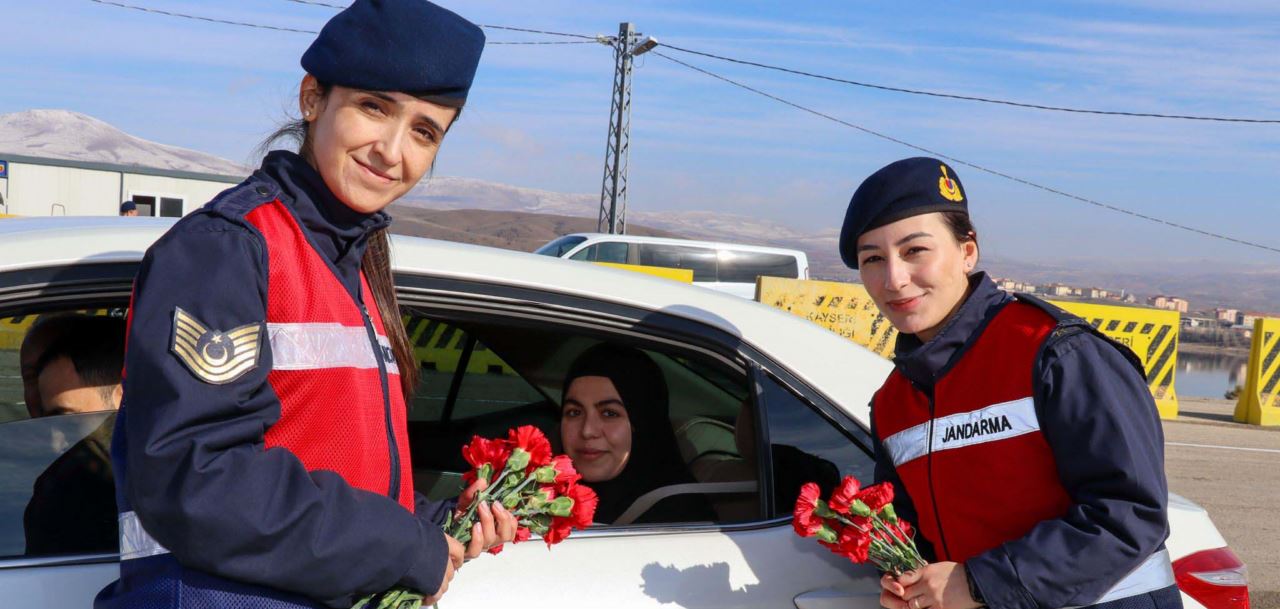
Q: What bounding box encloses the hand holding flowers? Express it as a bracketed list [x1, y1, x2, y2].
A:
[355, 426, 596, 609]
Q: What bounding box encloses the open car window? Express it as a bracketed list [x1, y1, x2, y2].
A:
[400, 306, 763, 525]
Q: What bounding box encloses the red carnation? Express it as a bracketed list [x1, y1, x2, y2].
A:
[507, 425, 553, 471]
[567, 483, 598, 529]
[461, 436, 511, 485]
[855, 482, 895, 513]
[829, 476, 862, 515]
[792, 482, 823, 537]
[544, 483, 598, 546]
[550, 454, 581, 487]
[837, 523, 871, 563]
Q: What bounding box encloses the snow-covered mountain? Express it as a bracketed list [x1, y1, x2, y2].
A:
[0, 109, 248, 176]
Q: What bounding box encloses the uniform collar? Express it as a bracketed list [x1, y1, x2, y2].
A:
[891, 272, 1012, 390]
[258, 150, 391, 268]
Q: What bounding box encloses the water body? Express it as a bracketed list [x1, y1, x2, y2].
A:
[1176, 351, 1249, 399]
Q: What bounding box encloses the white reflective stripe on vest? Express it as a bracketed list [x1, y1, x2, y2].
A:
[268, 322, 400, 375]
[118, 510, 170, 561]
[882, 396, 1040, 468]
[1067, 548, 1175, 607]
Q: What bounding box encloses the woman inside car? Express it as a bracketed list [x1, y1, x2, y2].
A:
[94, 2, 516, 608]
[559, 343, 716, 525]
[839, 158, 1179, 609]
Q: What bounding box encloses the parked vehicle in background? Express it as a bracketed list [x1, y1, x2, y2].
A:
[534, 233, 809, 299]
[0, 218, 1249, 609]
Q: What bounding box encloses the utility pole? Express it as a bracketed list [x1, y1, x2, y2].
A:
[597, 23, 657, 234]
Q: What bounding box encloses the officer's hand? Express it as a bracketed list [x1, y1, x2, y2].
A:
[423, 536, 464, 605]
[465, 499, 517, 559]
[880, 570, 917, 609]
[457, 477, 518, 559]
[898, 562, 980, 609]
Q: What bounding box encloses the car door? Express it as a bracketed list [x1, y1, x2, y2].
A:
[0, 261, 137, 606]
[394, 274, 885, 609]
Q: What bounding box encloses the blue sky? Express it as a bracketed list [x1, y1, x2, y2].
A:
[2, 0, 1278, 266]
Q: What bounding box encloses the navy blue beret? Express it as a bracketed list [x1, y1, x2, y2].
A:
[301, 0, 485, 107]
[119, 200, 136, 212]
[839, 157, 969, 268]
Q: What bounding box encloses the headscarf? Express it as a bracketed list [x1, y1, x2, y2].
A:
[560, 344, 715, 524]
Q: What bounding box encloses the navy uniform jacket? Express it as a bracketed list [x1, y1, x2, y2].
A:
[97, 151, 452, 608]
[871, 273, 1174, 609]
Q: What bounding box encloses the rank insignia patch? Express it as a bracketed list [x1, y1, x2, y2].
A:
[171, 307, 263, 384]
[938, 165, 964, 202]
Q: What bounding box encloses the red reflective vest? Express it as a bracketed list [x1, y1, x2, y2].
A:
[873, 300, 1072, 563]
[245, 199, 414, 509]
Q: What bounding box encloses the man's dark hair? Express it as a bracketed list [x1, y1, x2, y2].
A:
[34, 316, 127, 405]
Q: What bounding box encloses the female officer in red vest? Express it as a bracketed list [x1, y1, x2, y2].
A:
[95, 2, 516, 608]
[839, 158, 1180, 609]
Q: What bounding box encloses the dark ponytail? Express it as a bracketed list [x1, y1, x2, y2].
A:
[258, 79, 420, 400]
[362, 229, 420, 399]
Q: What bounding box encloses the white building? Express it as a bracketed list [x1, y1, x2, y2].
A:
[0, 153, 242, 218]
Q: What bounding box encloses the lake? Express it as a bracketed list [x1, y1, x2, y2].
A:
[1176, 350, 1249, 399]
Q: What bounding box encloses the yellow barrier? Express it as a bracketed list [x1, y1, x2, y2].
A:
[756, 278, 1179, 418]
[1234, 317, 1280, 426]
[404, 316, 515, 375]
[1050, 301, 1179, 419]
[755, 277, 897, 358]
[594, 262, 694, 283]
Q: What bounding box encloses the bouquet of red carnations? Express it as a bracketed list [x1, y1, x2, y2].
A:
[355, 426, 597, 609]
[791, 475, 926, 575]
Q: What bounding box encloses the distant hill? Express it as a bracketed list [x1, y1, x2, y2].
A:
[8, 109, 1274, 313]
[0, 109, 248, 176]
[387, 206, 677, 252]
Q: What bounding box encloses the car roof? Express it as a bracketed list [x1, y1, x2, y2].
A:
[0, 216, 885, 421]
[561, 232, 808, 259]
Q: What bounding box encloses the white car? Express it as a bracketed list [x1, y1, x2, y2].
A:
[0, 217, 1249, 609]
[534, 232, 810, 299]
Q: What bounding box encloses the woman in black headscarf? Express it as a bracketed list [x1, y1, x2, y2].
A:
[558, 344, 716, 525]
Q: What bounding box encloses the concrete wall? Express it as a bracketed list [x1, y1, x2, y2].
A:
[4, 161, 239, 217]
[7, 162, 119, 216]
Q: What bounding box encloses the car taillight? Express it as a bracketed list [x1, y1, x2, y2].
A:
[1173, 547, 1250, 609]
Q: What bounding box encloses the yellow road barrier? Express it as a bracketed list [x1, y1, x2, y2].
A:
[756, 278, 1179, 418]
[594, 262, 694, 283]
[1050, 301, 1180, 420]
[404, 315, 514, 376]
[755, 277, 897, 358]
[1234, 317, 1280, 426]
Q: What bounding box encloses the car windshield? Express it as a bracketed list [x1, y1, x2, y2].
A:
[533, 235, 587, 257]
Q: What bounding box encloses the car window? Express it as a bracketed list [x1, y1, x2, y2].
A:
[400, 307, 761, 524]
[567, 242, 628, 264]
[533, 235, 587, 257]
[0, 411, 118, 559]
[637, 244, 718, 282]
[717, 251, 800, 283]
[760, 371, 874, 518]
[403, 315, 541, 423]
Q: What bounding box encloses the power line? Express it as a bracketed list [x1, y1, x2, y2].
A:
[652, 51, 1280, 256]
[90, 0, 601, 44]
[277, 0, 599, 40]
[660, 43, 1280, 125]
[90, 0, 317, 34]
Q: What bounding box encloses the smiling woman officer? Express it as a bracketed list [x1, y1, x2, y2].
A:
[840, 158, 1180, 609]
[94, 2, 516, 608]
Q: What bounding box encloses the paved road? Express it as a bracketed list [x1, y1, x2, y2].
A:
[1165, 399, 1280, 609]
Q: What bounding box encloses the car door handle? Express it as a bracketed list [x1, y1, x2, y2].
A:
[794, 587, 880, 609]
